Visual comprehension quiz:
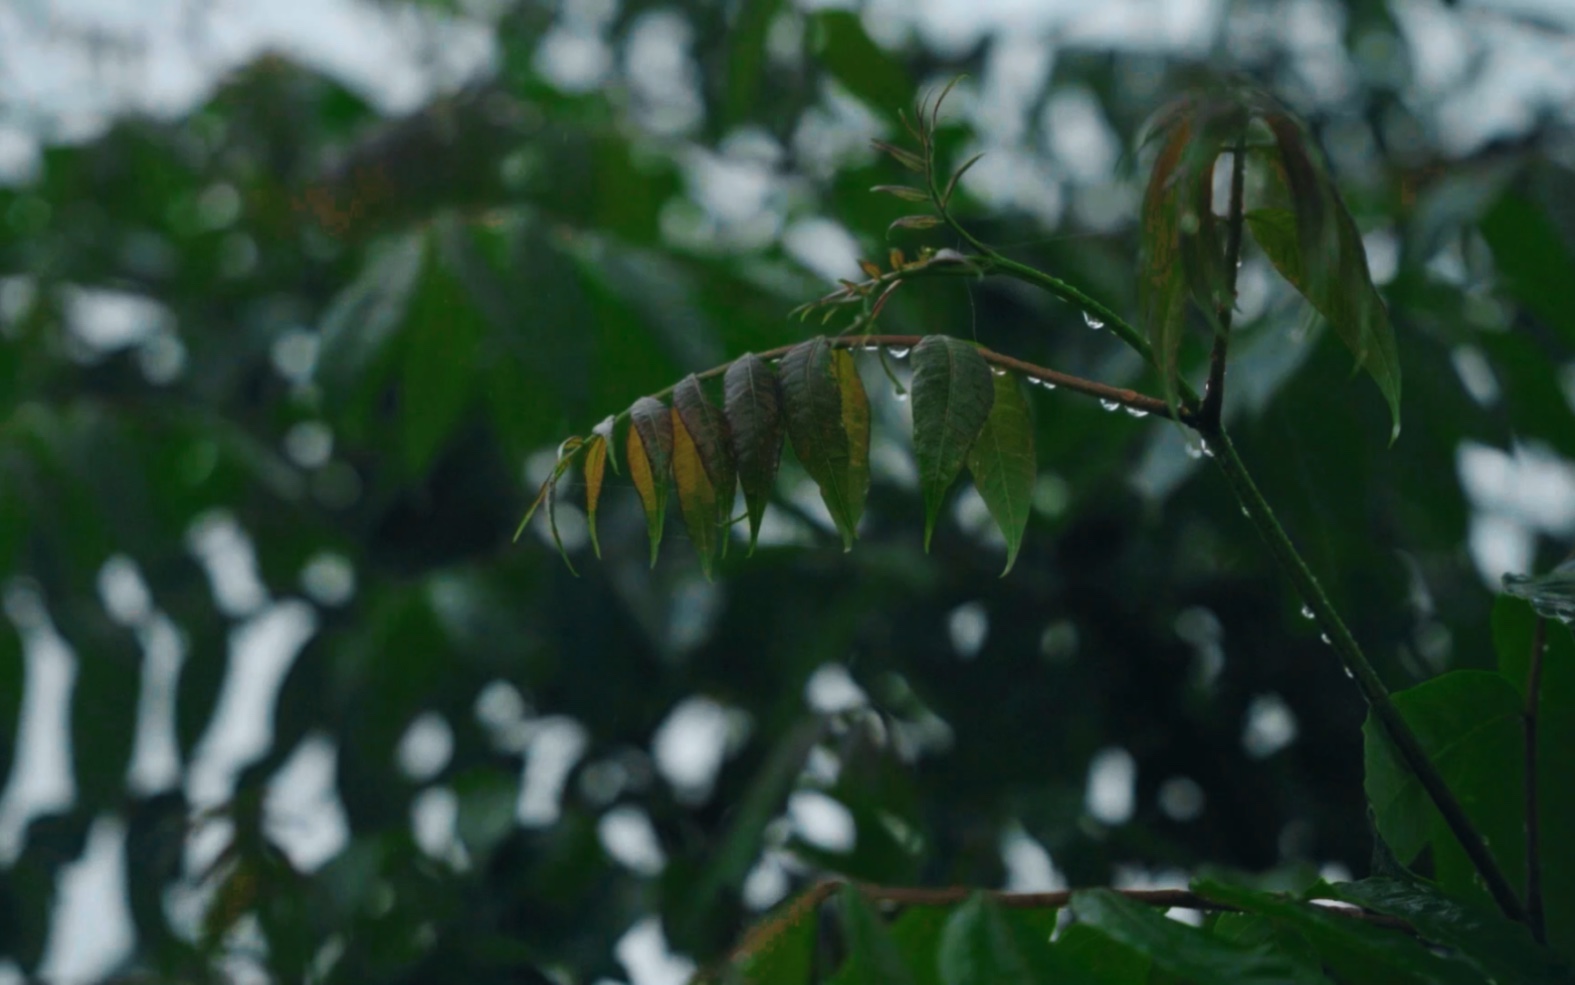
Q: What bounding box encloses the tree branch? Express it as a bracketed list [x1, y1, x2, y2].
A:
[1207, 430, 1528, 926]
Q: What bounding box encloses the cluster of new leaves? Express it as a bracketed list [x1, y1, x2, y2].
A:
[714, 874, 1570, 985]
[521, 333, 1037, 576]
[1140, 87, 1403, 436]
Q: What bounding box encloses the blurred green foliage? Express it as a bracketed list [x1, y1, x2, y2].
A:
[1, 1, 1574, 982]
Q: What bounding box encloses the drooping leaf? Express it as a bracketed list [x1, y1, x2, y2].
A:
[1050, 924, 1149, 985]
[829, 885, 918, 985]
[1493, 594, 1575, 959]
[672, 405, 720, 578]
[673, 376, 735, 562]
[781, 338, 867, 550]
[1363, 670, 1526, 912]
[1253, 113, 1402, 440]
[546, 437, 581, 576]
[1326, 877, 1572, 984]
[936, 895, 1086, 985]
[1068, 889, 1324, 985]
[730, 887, 822, 985]
[593, 414, 620, 475]
[832, 348, 871, 535]
[582, 434, 608, 559]
[724, 353, 786, 554]
[966, 371, 1036, 574]
[911, 335, 994, 549]
[1195, 879, 1485, 985]
[1139, 100, 1233, 416]
[626, 400, 672, 566]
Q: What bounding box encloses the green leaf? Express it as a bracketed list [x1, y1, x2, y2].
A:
[781, 338, 868, 550]
[1503, 557, 1575, 625]
[1327, 877, 1572, 984]
[400, 225, 487, 474]
[830, 886, 917, 985]
[1253, 113, 1403, 440]
[671, 406, 720, 578]
[873, 185, 932, 203]
[1478, 190, 1575, 347]
[1051, 924, 1149, 985]
[582, 434, 607, 559]
[1363, 670, 1526, 911]
[911, 335, 995, 550]
[724, 354, 785, 554]
[1195, 879, 1485, 985]
[627, 396, 673, 566]
[888, 906, 951, 985]
[966, 371, 1035, 574]
[1069, 889, 1324, 985]
[1493, 595, 1575, 960]
[937, 895, 1084, 985]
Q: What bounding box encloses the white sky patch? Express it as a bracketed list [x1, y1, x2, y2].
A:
[804, 663, 867, 714]
[396, 712, 454, 783]
[127, 613, 185, 795]
[781, 216, 862, 283]
[61, 287, 172, 353]
[652, 697, 733, 804]
[38, 817, 135, 985]
[616, 917, 695, 985]
[411, 785, 464, 866]
[598, 805, 668, 877]
[1241, 694, 1299, 759]
[517, 716, 589, 827]
[264, 734, 349, 873]
[1000, 823, 1066, 892]
[185, 511, 270, 619]
[1085, 746, 1136, 825]
[1458, 441, 1575, 583]
[787, 789, 856, 853]
[185, 601, 317, 809]
[0, 617, 77, 862]
[946, 601, 990, 659]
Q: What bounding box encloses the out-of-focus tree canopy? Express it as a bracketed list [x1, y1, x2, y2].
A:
[1, 0, 1573, 981]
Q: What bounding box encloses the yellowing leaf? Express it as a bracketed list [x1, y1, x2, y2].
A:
[583, 434, 608, 559]
[671, 406, 720, 579]
[910, 335, 994, 550]
[967, 371, 1035, 574]
[832, 348, 870, 538]
[673, 374, 736, 532]
[724, 353, 786, 554]
[626, 413, 668, 567]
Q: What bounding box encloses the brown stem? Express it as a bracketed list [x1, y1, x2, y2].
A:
[1201, 137, 1247, 430]
[1525, 615, 1547, 943]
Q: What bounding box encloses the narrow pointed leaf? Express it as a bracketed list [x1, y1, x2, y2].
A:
[671, 406, 719, 579]
[545, 471, 578, 577]
[832, 348, 870, 539]
[673, 376, 735, 509]
[1256, 113, 1402, 440]
[871, 185, 931, 203]
[966, 371, 1035, 574]
[593, 414, 620, 475]
[781, 338, 866, 549]
[871, 140, 925, 173]
[911, 335, 995, 550]
[889, 215, 943, 234]
[832, 886, 917, 985]
[630, 396, 674, 481]
[626, 415, 668, 566]
[941, 152, 985, 207]
[582, 434, 608, 559]
[724, 353, 786, 554]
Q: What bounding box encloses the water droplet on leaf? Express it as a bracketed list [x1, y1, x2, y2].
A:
[1083, 312, 1105, 330]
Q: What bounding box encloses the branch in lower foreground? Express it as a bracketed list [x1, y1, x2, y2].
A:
[722, 879, 1415, 971]
[1206, 428, 1529, 927]
[1525, 615, 1548, 943]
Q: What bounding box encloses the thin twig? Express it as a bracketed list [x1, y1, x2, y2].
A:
[1525, 615, 1547, 943]
[1201, 136, 1247, 430]
[1207, 430, 1528, 926]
